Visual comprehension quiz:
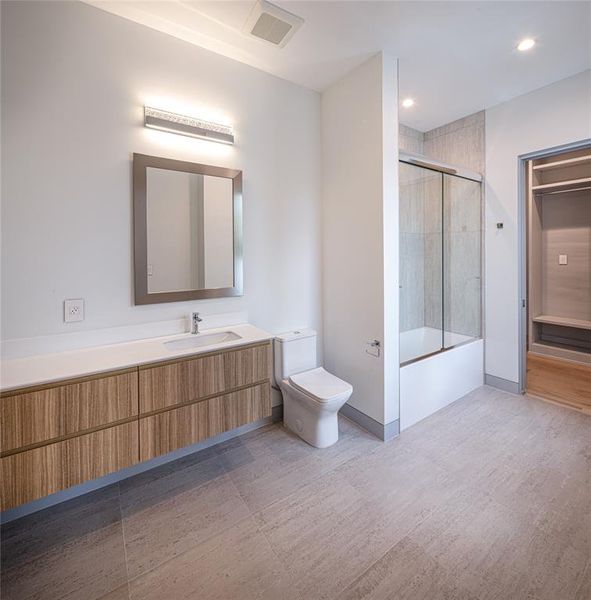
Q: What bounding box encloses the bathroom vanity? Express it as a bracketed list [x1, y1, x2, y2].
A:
[0, 325, 272, 510]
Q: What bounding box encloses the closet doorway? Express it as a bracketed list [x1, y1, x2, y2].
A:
[522, 141, 591, 413]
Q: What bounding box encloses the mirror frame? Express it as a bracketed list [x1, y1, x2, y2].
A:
[133, 153, 243, 305]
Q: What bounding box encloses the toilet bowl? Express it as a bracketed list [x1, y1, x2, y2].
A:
[274, 330, 353, 448]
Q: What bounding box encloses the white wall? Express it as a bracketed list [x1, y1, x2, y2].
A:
[485, 70, 591, 384]
[321, 53, 399, 426]
[0, 1, 321, 353]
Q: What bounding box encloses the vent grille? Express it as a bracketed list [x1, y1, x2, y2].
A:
[251, 13, 293, 45]
[243, 1, 303, 48]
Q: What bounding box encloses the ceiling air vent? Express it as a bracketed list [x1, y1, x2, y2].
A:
[243, 0, 304, 48]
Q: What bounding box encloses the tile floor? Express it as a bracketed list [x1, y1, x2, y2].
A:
[2, 386, 590, 600]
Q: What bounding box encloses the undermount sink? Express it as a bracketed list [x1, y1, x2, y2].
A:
[164, 331, 242, 351]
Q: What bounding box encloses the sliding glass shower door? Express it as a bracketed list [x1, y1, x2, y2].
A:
[399, 162, 444, 363]
[399, 160, 481, 365]
[443, 174, 482, 348]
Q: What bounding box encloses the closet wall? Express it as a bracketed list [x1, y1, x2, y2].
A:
[526, 145, 591, 411]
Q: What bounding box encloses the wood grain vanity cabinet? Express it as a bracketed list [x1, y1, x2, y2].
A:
[138, 342, 272, 460]
[1, 340, 272, 510]
[1, 369, 138, 453]
[139, 383, 270, 461]
[2, 423, 138, 510]
[0, 369, 140, 511]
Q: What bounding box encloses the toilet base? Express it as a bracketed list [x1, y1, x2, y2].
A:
[282, 386, 342, 448]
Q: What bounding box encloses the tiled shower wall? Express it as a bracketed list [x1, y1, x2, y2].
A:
[399, 112, 484, 336]
[399, 124, 424, 156]
[423, 111, 485, 174]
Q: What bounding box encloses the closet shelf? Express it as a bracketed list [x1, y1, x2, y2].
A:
[532, 177, 591, 194]
[532, 315, 591, 331]
[533, 155, 591, 172]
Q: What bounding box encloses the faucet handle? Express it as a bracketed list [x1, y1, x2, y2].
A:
[192, 311, 202, 322]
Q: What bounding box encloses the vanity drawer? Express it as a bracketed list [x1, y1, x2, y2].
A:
[1, 422, 139, 510]
[0, 369, 138, 453]
[139, 382, 271, 461]
[138, 342, 271, 413]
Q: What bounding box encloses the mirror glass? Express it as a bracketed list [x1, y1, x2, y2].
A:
[133, 154, 242, 305]
[146, 168, 234, 293]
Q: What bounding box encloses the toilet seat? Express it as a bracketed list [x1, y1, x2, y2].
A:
[289, 367, 352, 404]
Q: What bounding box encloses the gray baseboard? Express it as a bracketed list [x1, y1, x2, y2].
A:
[485, 374, 521, 395]
[340, 403, 399, 441]
[1, 405, 283, 524]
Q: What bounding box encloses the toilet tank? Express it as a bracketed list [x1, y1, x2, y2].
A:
[274, 329, 317, 382]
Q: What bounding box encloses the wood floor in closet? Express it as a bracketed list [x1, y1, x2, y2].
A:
[527, 352, 591, 414]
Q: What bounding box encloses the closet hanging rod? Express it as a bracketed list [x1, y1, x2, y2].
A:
[532, 154, 591, 172]
[534, 185, 591, 196]
[531, 176, 591, 193]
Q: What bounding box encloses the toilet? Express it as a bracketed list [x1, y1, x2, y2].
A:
[274, 329, 353, 448]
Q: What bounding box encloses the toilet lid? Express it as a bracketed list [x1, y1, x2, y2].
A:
[289, 368, 353, 403]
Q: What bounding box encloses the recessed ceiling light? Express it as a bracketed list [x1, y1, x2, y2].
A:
[402, 98, 415, 108]
[517, 38, 536, 52]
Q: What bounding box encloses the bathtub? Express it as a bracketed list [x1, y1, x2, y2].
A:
[399, 327, 484, 430]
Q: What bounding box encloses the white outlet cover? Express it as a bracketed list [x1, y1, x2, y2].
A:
[64, 298, 84, 323]
[559, 254, 568, 265]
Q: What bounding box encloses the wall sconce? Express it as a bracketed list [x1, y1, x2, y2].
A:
[144, 106, 234, 145]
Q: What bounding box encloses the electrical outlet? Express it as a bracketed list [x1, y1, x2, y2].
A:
[559, 254, 568, 265]
[64, 298, 84, 323]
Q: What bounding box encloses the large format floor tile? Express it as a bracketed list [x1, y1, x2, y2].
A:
[119, 450, 251, 579]
[217, 417, 383, 512]
[2, 386, 590, 600]
[128, 518, 299, 600]
[1, 487, 127, 600]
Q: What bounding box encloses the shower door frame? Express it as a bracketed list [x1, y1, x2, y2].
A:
[399, 152, 484, 366]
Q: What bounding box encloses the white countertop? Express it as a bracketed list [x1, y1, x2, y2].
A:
[0, 324, 273, 392]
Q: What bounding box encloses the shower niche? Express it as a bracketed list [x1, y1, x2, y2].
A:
[399, 155, 482, 365]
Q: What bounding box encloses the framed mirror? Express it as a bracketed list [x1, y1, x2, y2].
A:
[133, 153, 243, 304]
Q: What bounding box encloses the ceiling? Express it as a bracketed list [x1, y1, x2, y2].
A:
[85, 0, 591, 131]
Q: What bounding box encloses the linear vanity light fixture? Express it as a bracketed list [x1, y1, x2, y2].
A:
[144, 107, 234, 144]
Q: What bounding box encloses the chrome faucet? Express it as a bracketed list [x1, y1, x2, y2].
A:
[191, 312, 202, 334]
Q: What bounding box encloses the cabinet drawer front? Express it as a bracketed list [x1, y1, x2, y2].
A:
[1, 370, 138, 453]
[140, 383, 271, 461]
[1, 422, 139, 510]
[139, 342, 271, 414]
